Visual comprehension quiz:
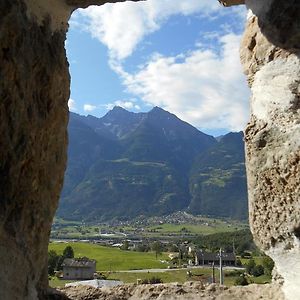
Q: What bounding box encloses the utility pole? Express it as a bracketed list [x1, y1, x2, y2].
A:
[212, 261, 215, 283]
[219, 248, 223, 285]
[233, 237, 237, 266]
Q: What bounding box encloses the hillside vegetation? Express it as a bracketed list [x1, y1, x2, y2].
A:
[58, 107, 247, 221]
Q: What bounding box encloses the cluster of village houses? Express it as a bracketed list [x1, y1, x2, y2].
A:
[61, 245, 236, 280]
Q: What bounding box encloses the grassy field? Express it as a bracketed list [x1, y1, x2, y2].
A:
[49, 277, 75, 288]
[240, 256, 265, 266]
[53, 217, 82, 225]
[48, 241, 271, 288]
[147, 222, 242, 236]
[108, 268, 213, 284]
[49, 268, 214, 288]
[49, 268, 230, 288]
[49, 267, 270, 288]
[51, 222, 244, 239]
[49, 242, 169, 271]
[51, 225, 101, 239]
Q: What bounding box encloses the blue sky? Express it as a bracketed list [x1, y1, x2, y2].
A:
[66, 0, 250, 136]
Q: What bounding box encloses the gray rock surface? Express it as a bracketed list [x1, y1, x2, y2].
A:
[241, 1, 300, 299]
[61, 282, 284, 300]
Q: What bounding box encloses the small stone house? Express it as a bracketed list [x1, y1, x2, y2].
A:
[62, 257, 96, 280]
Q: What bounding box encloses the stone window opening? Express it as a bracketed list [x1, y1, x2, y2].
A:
[0, 1, 299, 300]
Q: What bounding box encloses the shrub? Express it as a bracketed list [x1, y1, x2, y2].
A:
[225, 270, 243, 277]
[149, 276, 163, 284]
[120, 240, 129, 250]
[135, 244, 150, 252]
[95, 272, 107, 280]
[234, 275, 249, 286]
[252, 264, 264, 277]
[236, 258, 242, 266]
[262, 255, 274, 276]
[141, 277, 163, 284]
[246, 259, 256, 275]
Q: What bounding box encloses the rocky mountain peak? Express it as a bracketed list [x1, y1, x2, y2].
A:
[102, 106, 133, 121]
[60, 109, 247, 222]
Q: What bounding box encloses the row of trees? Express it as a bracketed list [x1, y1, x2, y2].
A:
[48, 246, 74, 276]
[193, 229, 258, 255]
[121, 240, 196, 262]
[121, 240, 163, 259]
[234, 256, 275, 286]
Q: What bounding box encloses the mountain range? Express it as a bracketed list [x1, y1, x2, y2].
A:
[57, 106, 248, 221]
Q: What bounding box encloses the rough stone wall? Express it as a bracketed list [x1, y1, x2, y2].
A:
[0, 1, 70, 299]
[0, 1, 141, 299]
[0, 0, 299, 299]
[241, 1, 300, 299]
[62, 282, 284, 300]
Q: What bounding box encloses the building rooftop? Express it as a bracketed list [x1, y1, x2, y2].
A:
[196, 251, 236, 261]
[62, 257, 96, 268]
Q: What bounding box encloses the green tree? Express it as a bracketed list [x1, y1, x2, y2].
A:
[48, 250, 59, 276]
[246, 259, 256, 275]
[252, 264, 264, 277]
[167, 243, 178, 252]
[63, 246, 74, 258]
[136, 244, 150, 252]
[56, 255, 65, 271]
[121, 240, 129, 250]
[151, 241, 162, 259]
[262, 255, 274, 276]
[55, 246, 75, 271]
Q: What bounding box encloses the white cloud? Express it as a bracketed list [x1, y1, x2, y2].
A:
[70, 1, 249, 131]
[83, 104, 97, 112]
[105, 100, 141, 110]
[68, 98, 77, 111]
[116, 33, 250, 131]
[77, 0, 224, 60]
